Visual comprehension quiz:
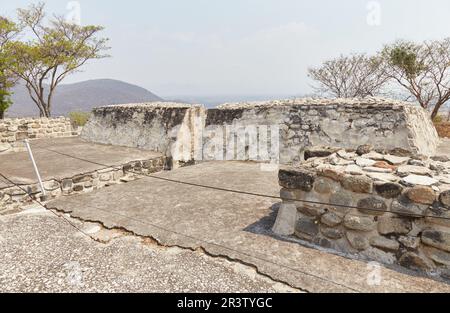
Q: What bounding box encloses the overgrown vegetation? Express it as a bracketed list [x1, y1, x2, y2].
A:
[309, 38, 450, 120]
[69, 111, 90, 127]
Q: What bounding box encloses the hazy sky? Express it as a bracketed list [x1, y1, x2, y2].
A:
[2, 0, 450, 98]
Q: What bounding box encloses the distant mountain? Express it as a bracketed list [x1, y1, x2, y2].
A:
[6, 79, 163, 117]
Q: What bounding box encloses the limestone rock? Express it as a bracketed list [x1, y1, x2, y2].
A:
[329, 191, 353, 208]
[317, 165, 345, 181]
[346, 231, 370, 251]
[343, 214, 375, 231]
[345, 164, 364, 175]
[399, 252, 435, 271]
[0, 143, 11, 153]
[439, 190, 450, 208]
[406, 186, 436, 205]
[383, 155, 409, 165]
[361, 247, 396, 265]
[374, 182, 403, 198]
[356, 144, 373, 156]
[297, 204, 327, 217]
[279, 168, 316, 191]
[431, 155, 450, 163]
[389, 147, 413, 157]
[366, 172, 398, 183]
[355, 157, 376, 167]
[314, 177, 336, 194]
[320, 226, 343, 239]
[397, 165, 432, 177]
[341, 175, 373, 194]
[370, 236, 400, 251]
[363, 166, 393, 174]
[361, 151, 384, 161]
[401, 175, 438, 186]
[378, 216, 412, 235]
[391, 199, 426, 216]
[294, 217, 319, 240]
[304, 147, 338, 160]
[357, 197, 388, 215]
[426, 248, 450, 266]
[399, 236, 420, 249]
[421, 229, 450, 252]
[373, 161, 397, 170]
[321, 212, 343, 227]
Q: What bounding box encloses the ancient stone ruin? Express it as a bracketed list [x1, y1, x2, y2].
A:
[273, 146, 450, 274]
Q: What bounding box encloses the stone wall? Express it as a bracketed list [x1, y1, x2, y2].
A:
[81, 98, 440, 165]
[209, 98, 440, 163]
[81, 103, 205, 167]
[273, 145, 450, 275]
[0, 117, 80, 154]
[0, 156, 166, 214]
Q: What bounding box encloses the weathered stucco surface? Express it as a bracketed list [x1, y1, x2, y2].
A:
[81, 98, 440, 165]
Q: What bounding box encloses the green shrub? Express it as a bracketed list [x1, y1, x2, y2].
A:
[433, 114, 444, 124]
[69, 111, 91, 127]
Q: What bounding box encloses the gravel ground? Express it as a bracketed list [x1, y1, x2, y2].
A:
[0, 207, 298, 293]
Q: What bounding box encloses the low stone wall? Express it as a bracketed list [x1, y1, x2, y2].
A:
[81, 98, 440, 166]
[273, 145, 450, 275]
[0, 117, 81, 154]
[81, 103, 205, 167]
[0, 156, 166, 214]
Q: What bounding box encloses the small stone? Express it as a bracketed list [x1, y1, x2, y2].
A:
[73, 185, 84, 192]
[399, 236, 420, 249]
[279, 168, 316, 191]
[356, 144, 373, 156]
[314, 177, 334, 194]
[345, 164, 364, 175]
[373, 161, 397, 170]
[297, 204, 327, 217]
[401, 175, 438, 186]
[337, 150, 357, 160]
[378, 216, 412, 235]
[317, 165, 344, 182]
[374, 182, 403, 198]
[304, 147, 338, 160]
[0, 143, 11, 153]
[399, 252, 435, 271]
[329, 191, 353, 208]
[294, 217, 319, 239]
[343, 214, 375, 231]
[383, 155, 409, 165]
[389, 148, 413, 157]
[272, 203, 297, 236]
[361, 151, 384, 161]
[61, 179, 73, 191]
[357, 197, 388, 215]
[341, 175, 373, 194]
[391, 199, 426, 216]
[346, 231, 370, 250]
[406, 186, 436, 205]
[431, 155, 450, 163]
[320, 226, 343, 239]
[439, 190, 450, 208]
[355, 157, 376, 167]
[321, 212, 343, 227]
[361, 247, 396, 265]
[421, 229, 450, 252]
[370, 236, 400, 251]
[397, 165, 432, 177]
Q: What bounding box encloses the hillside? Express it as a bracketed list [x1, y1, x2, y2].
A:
[6, 79, 163, 117]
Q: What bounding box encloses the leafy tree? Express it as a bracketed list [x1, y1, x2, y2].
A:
[0, 17, 19, 119]
[381, 39, 450, 119]
[308, 53, 389, 98]
[5, 2, 109, 117]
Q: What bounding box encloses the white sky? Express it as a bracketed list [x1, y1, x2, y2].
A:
[2, 0, 450, 98]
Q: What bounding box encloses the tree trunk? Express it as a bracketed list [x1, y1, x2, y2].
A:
[0, 110, 4, 119]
